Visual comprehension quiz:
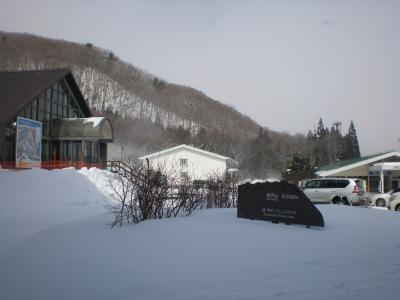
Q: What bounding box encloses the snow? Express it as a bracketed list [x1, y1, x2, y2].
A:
[0, 168, 109, 260]
[83, 117, 104, 127]
[240, 178, 281, 184]
[1, 168, 400, 300]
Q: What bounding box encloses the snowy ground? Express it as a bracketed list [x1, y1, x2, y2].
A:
[0, 168, 399, 300]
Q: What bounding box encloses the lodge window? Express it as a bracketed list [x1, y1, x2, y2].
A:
[181, 171, 188, 179]
[31, 98, 37, 120]
[83, 141, 99, 163]
[57, 141, 82, 162]
[180, 158, 188, 166]
[24, 102, 31, 118]
[42, 140, 50, 161]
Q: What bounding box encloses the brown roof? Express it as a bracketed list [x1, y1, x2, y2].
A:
[0, 69, 92, 125]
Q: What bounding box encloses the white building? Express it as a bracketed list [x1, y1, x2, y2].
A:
[139, 144, 238, 181]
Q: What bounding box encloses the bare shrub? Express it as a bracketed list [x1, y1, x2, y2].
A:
[107, 159, 238, 227]
[206, 172, 238, 208]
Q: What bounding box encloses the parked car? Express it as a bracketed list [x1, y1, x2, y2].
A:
[366, 188, 400, 207]
[387, 192, 400, 211]
[302, 178, 365, 205]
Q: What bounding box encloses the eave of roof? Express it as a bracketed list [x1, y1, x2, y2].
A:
[0, 69, 91, 125]
[139, 144, 232, 161]
[316, 151, 400, 176]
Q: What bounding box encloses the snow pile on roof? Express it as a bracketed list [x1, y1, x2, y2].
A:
[83, 117, 104, 127]
[1, 168, 400, 300]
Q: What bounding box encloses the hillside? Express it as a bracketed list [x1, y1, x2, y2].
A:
[0, 32, 258, 136]
[1, 167, 399, 300]
[0, 31, 309, 177]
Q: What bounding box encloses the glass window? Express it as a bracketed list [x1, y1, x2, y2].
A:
[180, 158, 188, 166]
[83, 141, 90, 162]
[38, 110, 45, 121]
[305, 180, 321, 189]
[77, 142, 82, 162]
[63, 94, 68, 106]
[63, 106, 68, 118]
[91, 142, 96, 163]
[59, 80, 67, 93]
[70, 95, 79, 110]
[58, 92, 63, 104]
[42, 140, 50, 161]
[62, 141, 68, 161]
[46, 89, 52, 101]
[38, 96, 45, 110]
[31, 98, 38, 110]
[337, 180, 350, 188]
[68, 142, 73, 161]
[52, 87, 58, 103]
[72, 142, 79, 162]
[24, 102, 32, 119]
[52, 141, 61, 160]
[46, 99, 51, 113]
[31, 99, 38, 120]
[31, 108, 37, 120]
[95, 143, 99, 162]
[52, 101, 57, 117]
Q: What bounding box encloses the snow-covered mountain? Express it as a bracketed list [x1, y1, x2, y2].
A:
[0, 31, 259, 136]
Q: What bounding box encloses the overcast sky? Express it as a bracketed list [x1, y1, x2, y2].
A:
[1, 0, 399, 154]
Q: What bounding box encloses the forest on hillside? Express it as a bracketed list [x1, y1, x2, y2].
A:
[0, 31, 361, 180]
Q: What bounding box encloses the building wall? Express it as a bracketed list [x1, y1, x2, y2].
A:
[146, 148, 227, 181]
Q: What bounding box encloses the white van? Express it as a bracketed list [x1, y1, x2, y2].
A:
[302, 178, 365, 205]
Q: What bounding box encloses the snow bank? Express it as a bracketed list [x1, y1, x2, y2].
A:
[78, 167, 113, 197]
[1, 168, 400, 300]
[0, 167, 110, 259]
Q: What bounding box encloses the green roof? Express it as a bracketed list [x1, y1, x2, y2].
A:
[317, 151, 396, 173]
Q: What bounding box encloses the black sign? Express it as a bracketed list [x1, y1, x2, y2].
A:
[237, 181, 324, 227]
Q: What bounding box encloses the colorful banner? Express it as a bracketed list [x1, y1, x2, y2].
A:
[15, 117, 42, 168]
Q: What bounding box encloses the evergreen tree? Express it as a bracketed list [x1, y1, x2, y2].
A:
[316, 118, 326, 138]
[341, 121, 361, 159]
[341, 134, 355, 160]
[314, 118, 330, 166]
[348, 120, 360, 157]
[282, 155, 315, 184]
